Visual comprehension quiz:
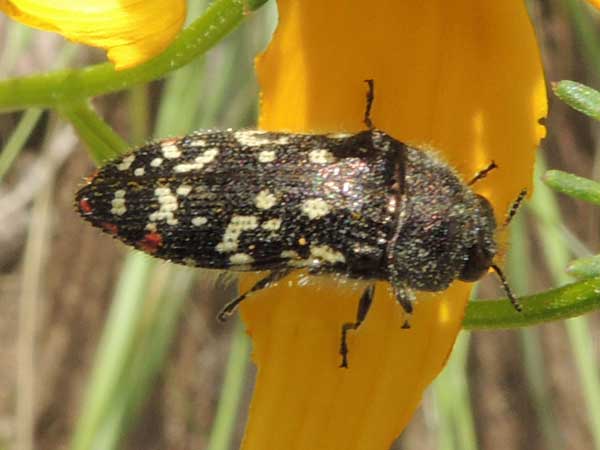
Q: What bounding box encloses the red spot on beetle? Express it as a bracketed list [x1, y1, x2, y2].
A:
[100, 222, 119, 235]
[138, 231, 163, 253]
[79, 198, 92, 214]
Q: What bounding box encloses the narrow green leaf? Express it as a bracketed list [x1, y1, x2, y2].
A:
[0, 108, 43, 183]
[565, 317, 600, 449]
[508, 212, 564, 450]
[567, 254, 600, 280]
[553, 80, 600, 120]
[207, 320, 251, 450]
[70, 253, 155, 450]
[544, 169, 600, 206]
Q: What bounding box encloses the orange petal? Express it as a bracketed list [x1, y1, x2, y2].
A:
[240, 1, 547, 449]
[0, 0, 185, 69]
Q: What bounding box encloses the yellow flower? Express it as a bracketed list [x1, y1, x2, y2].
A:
[239, 1, 547, 449]
[0, 0, 186, 69]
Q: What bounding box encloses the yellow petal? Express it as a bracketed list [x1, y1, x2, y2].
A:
[241, 1, 547, 449]
[587, 0, 600, 8]
[0, 0, 185, 69]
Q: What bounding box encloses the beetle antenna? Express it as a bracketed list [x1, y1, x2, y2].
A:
[490, 263, 522, 312]
[363, 79, 375, 130]
[504, 188, 527, 227]
[468, 161, 498, 186]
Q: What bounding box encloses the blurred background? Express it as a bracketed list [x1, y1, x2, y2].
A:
[0, 1, 599, 449]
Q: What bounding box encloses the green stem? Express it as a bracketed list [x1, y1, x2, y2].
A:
[464, 276, 600, 329]
[59, 101, 128, 163]
[129, 85, 151, 145]
[0, 0, 259, 111]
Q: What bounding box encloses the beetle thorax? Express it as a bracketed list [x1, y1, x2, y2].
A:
[389, 148, 497, 292]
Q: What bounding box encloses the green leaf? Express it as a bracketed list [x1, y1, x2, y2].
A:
[553, 80, 600, 121]
[543, 169, 600, 206]
[567, 255, 600, 280]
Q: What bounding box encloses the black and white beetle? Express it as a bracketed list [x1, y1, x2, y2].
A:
[76, 80, 523, 367]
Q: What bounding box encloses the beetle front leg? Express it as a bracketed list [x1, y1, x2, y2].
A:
[339, 284, 375, 368]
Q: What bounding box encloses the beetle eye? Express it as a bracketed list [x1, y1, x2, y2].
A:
[458, 193, 496, 282]
[459, 243, 493, 282]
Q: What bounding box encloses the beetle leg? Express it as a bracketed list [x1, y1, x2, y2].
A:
[339, 284, 375, 368]
[468, 160, 498, 186]
[391, 279, 415, 329]
[218, 269, 292, 322]
[503, 188, 527, 226]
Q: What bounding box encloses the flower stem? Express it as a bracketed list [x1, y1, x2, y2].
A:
[464, 276, 600, 329]
[0, 0, 257, 111]
[59, 101, 128, 163]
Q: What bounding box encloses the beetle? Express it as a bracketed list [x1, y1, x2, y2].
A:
[76, 80, 522, 367]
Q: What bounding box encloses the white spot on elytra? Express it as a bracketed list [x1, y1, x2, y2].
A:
[282, 249, 311, 267]
[176, 184, 193, 196]
[309, 148, 334, 164]
[216, 215, 258, 253]
[262, 218, 282, 231]
[229, 253, 254, 265]
[310, 244, 346, 264]
[134, 167, 145, 176]
[148, 186, 178, 225]
[150, 157, 163, 167]
[162, 143, 181, 159]
[387, 196, 397, 213]
[258, 149, 276, 163]
[110, 189, 127, 215]
[191, 216, 208, 227]
[255, 189, 277, 210]
[189, 138, 206, 147]
[276, 136, 290, 145]
[174, 148, 219, 173]
[234, 130, 271, 147]
[301, 198, 330, 219]
[117, 154, 135, 171]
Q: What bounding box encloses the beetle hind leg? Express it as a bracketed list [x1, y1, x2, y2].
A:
[218, 268, 292, 322]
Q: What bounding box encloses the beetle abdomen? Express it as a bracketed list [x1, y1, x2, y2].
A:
[76, 129, 405, 278]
